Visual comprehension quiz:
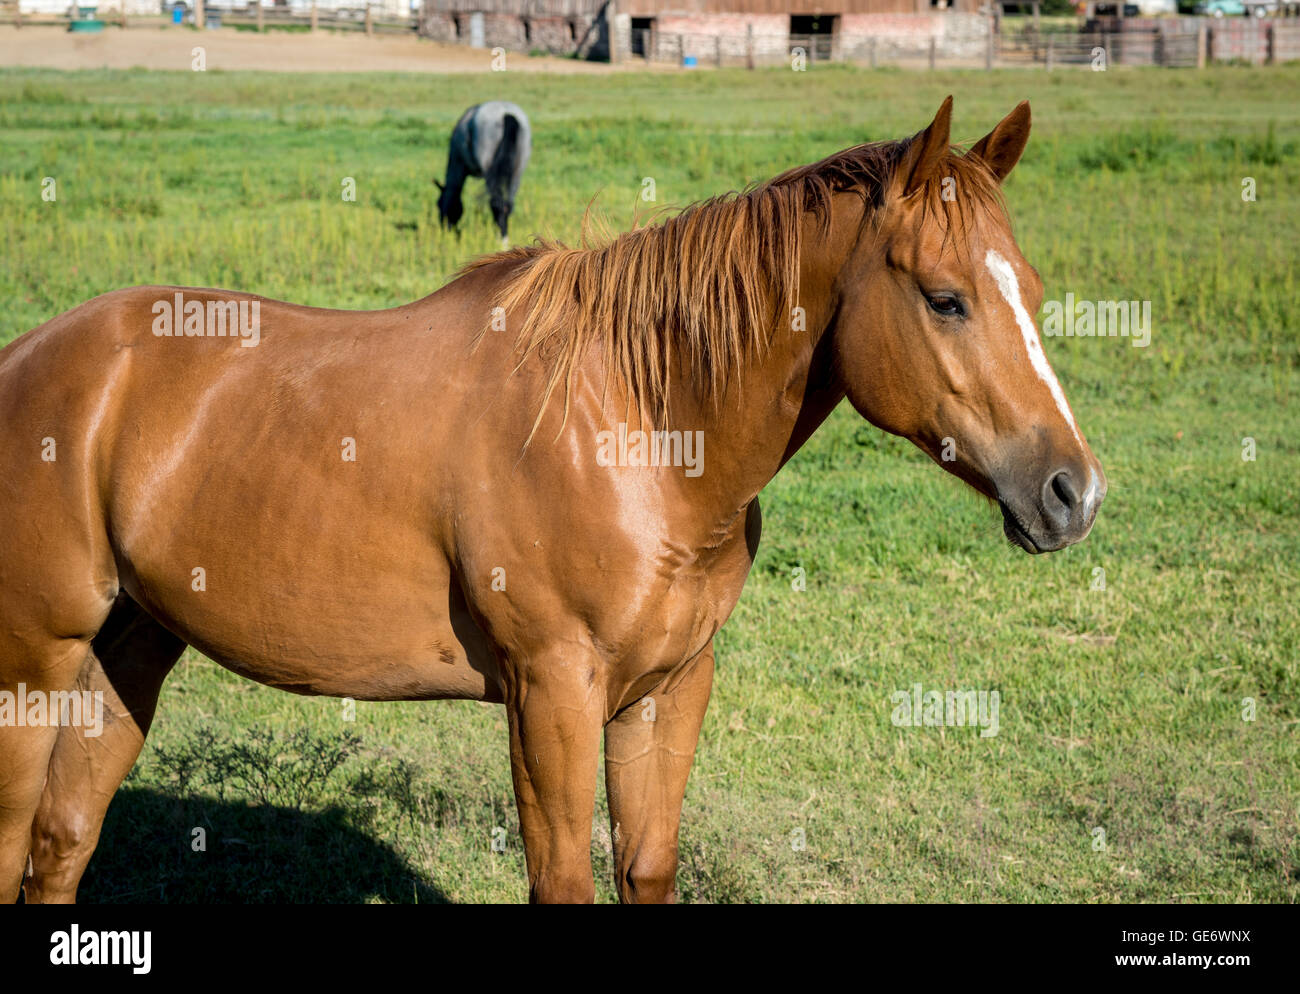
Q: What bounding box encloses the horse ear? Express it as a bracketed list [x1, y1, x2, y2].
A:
[968, 101, 1031, 183]
[901, 95, 953, 198]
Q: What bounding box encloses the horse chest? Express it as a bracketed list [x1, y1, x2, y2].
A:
[595, 512, 759, 709]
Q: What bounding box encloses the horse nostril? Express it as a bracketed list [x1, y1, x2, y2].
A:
[1046, 470, 1080, 516]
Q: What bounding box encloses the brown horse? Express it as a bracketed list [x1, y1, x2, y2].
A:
[1, 97, 1103, 904]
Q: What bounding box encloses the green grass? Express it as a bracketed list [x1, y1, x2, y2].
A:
[1, 64, 1297, 903]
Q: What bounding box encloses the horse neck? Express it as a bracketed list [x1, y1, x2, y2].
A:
[443, 142, 469, 192]
[443, 169, 467, 197]
[680, 201, 859, 512]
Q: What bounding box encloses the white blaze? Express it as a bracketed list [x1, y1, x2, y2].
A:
[984, 249, 1081, 443]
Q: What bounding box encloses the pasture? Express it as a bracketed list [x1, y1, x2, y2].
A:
[0, 63, 1296, 903]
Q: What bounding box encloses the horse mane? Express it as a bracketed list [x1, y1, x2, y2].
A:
[464, 136, 1008, 441]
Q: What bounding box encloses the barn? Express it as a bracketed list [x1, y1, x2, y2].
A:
[419, 0, 992, 63]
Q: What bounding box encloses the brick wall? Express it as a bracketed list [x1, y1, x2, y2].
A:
[423, 11, 458, 41]
[527, 15, 577, 52]
[420, 8, 595, 54]
[656, 12, 786, 37]
[651, 13, 787, 59]
[840, 12, 987, 59]
[646, 11, 987, 62]
[482, 11, 526, 47]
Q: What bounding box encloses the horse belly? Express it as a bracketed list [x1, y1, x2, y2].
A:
[111, 478, 502, 704]
[123, 567, 502, 703]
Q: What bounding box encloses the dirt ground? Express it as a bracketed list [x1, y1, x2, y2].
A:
[0, 23, 629, 73]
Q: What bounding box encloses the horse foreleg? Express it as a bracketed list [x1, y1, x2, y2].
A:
[505, 648, 604, 904]
[24, 594, 184, 904]
[603, 644, 714, 904]
[0, 637, 90, 903]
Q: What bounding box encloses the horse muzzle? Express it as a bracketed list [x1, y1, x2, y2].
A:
[998, 460, 1106, 554]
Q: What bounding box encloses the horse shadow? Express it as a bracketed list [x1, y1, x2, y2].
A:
[76, 786, 450, 904]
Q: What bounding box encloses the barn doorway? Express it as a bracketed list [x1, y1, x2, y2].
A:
[631, 17, 655, 58]
[789, 15, 837, 63]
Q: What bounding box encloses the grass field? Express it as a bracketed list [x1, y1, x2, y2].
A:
[1, 63, 1297, 903]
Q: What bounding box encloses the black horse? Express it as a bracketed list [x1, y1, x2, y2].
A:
[435, 101, 532, 241]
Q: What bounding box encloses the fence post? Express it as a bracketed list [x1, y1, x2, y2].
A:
[195, 1, 204, 29]
[1196, 23, 1207, 68]
[985, 17, 994, 69]
[714, 33, 721, 67]
[365, 3, 373, 36]
[746, 23, 754, 69]
[1266, 23, 1275, 64]
[928, 35, 936, 69]
[869, 35, 877, 69]
[257, 1, 263, 32]
[311, 0, 318, 32]
[1046, 35, 1054, 70]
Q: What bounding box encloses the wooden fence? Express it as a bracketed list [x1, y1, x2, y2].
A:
[1003, 21, 1300, 67]
[999, 28, 1202, 68]
[205, 5, 418, 34]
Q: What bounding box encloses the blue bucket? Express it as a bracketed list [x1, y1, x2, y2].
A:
[171, 4, 183, 23]
[682, 55, 697, 67]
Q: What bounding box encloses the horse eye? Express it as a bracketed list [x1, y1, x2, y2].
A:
[926, 294, 964, 318]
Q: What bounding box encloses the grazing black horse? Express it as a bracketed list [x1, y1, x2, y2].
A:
[435, 101, 532, 241]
